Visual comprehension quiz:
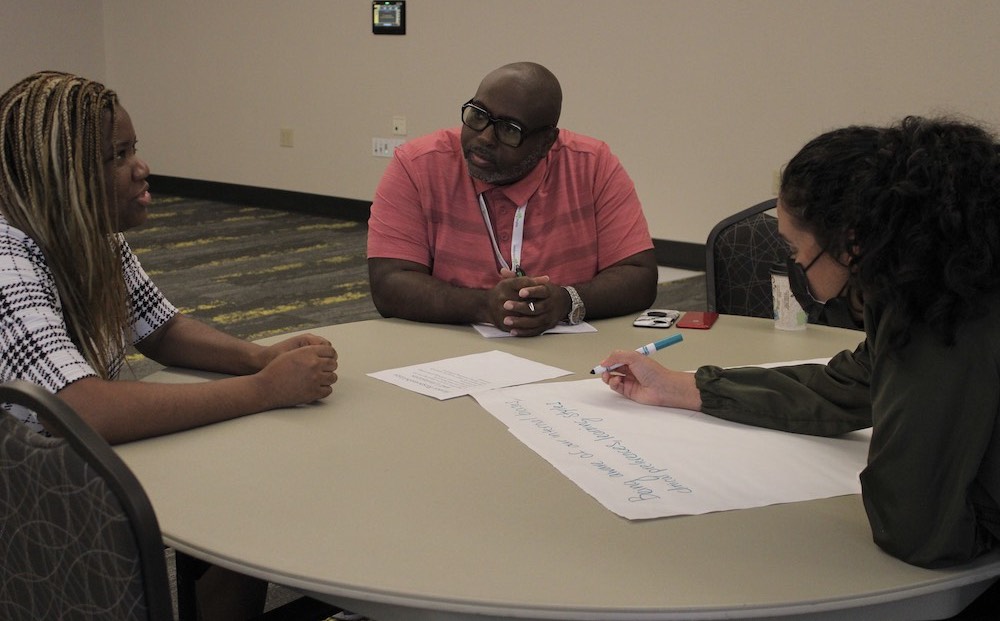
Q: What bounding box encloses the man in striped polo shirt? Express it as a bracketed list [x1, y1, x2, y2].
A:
[367, 62, 657, 337]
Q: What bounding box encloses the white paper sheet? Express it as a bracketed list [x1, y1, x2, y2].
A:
[368, 350, 571, 400]
[472, 321, 598, 338]
[473, 377, 871, 520]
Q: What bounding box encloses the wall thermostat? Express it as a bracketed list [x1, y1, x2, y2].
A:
[373, 1, 406, 35]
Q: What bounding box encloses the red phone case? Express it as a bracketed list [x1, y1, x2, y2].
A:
[676, 311, 720, 329]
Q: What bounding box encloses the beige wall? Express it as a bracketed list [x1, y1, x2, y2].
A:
[4, 1, 1000, 247]
[0, 0, 105, 88]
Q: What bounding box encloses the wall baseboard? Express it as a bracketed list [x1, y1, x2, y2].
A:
[149, 175, 706, 271]
[149, 175, 372, 223]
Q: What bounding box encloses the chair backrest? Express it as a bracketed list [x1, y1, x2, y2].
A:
[705, 198, 788, 318]
[0, 380, 173, 621]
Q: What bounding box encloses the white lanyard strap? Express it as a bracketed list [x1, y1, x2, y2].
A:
[478, 193, 527, 273]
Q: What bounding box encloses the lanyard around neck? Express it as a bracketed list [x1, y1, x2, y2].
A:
[478, 193, 527, 273]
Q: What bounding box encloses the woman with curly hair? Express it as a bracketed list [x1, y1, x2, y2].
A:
[0, 71, 340, 619]
[599, 116, 1000, 572]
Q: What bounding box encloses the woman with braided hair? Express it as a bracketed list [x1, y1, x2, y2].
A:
[0, 71, 339, 618]
[599, 116, 1000, 578]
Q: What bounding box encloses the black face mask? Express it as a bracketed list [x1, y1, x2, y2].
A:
[786, 253, 826, 321]
[786, 253, 859, 329]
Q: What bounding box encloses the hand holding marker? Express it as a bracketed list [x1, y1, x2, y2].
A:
[590, 333, 684, 375]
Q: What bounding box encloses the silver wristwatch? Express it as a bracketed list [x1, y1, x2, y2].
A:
[562, 286, 585, 325]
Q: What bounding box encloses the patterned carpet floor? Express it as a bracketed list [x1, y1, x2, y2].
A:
[122, 196, 376, 379]
[129, 196, 375, 337]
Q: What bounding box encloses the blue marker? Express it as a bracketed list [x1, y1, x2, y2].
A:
[589, 333, 684, 375]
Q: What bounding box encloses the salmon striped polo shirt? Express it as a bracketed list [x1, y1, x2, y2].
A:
[367, 127, 653, 290]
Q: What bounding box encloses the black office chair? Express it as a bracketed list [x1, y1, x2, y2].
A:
[705, 198, 787, 319]
[706, 199, 865, 330]
[0, 380, 174, 621]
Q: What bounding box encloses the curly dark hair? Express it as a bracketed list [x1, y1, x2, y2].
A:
[781, 116, 1000, 352]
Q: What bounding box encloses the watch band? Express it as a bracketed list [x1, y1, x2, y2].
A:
[563, 285, 585, 325]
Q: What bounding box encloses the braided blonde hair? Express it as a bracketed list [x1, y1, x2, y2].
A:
[0, 71, 129, 378]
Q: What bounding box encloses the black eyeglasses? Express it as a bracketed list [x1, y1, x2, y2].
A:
[460, 100, 554, 148]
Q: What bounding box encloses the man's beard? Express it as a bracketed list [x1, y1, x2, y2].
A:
[465, 141, 548, 185]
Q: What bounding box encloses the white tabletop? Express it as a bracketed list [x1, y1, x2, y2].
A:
[115, 315, 1000, 620]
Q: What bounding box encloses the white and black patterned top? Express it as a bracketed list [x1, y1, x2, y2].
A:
[0, 214, 176, 433]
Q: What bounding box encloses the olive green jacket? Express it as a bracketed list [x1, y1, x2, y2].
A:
[696, 301, 1000, 568]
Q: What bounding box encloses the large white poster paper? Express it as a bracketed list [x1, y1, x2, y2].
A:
[473, 378, 871, 520]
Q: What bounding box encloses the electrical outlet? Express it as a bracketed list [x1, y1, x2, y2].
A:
[772, 168, 781, 195]
[280, 128, 294, 148]
[392, 116, 407, 135]
[372, 138, 405, 157]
